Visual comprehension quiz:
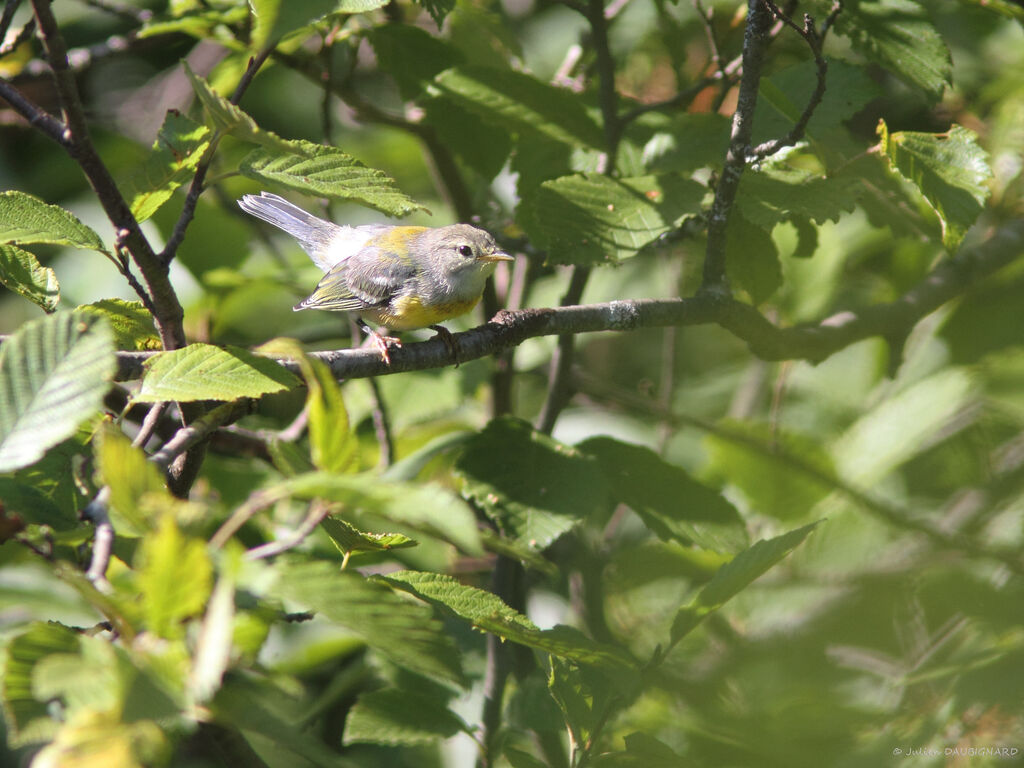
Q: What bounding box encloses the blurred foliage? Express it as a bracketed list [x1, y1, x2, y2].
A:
[1, 0, 1023, 767]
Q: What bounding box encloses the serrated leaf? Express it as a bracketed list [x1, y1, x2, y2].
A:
[703, 420, 836, 522]
[578, 437, 748, 553]
[431, 66, 604, 148]
[725, 210, 781, 305]
[136, 514, 213, 639]
[455, 417, 606, 549]
[520, 173, 703, 265]
[95, 423, 169, 536]
[877, 121, 992, 250]
[379, 571, 633, 669]
[737, 170, 862, 229]
[0, 191, 107, 252]
[183, 62, 294, 154]
[283, 471, 482, 556]
[670, 522, 818, 643]
[1, 622, 80, 746]
[136, 343, 299, 403]
[836, 0, 951, 99]
[127, 111, 212, 222]
[269, 561, 467, 686]
[321, 516, 416, 555]
[0, 244, 59, 312]
[239, 140, 424, 217]
[76, 299, 160, 351]
[0, 312, 116, 473]
[344, 688, 466, 746]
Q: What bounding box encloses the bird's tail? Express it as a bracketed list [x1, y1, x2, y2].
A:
[238, 192, 342, 270]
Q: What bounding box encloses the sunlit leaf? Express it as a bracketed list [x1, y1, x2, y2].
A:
[136, 514, 213, 639]
[520, 173, 704, 265]
[76, 299, 160, 351]
[0, 191, 107, 252]
[240, 140, 424, 217]
[0, 312, 115, 473]
[250, 0, 389, 49]
[0, 244, 59, 312]
[379, 571, 634, 669]
[95, 424, 169, 537]
[127, 111, 212, 222]
[183, 63, 294, 154]
[136, 343, 299, 403]
[877, 121, 992, 250]
[321, 516, 416, 555]
[344, 688, 467, 746]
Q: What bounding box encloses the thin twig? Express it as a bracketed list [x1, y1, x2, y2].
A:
[75, 0, 152, 24]
[747, 0, 839, 161]
[701, 0, 774, 292]
[367, 377, 395, 468]
[536, 266, 591, 434]
[245, 501, 333, 560]
[159, 47, 273, 264]
[210, 487, 290, 549]
[149, 400, 253, 471]
[82, 487, 114, 592]
[132, 401, 170, 449]
[0, 0, 23, 43]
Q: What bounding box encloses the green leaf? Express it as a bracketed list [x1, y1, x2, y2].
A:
[268, 561, 467, 686]
[431, 66, 604, 148]
[520, 173, 704, 265]
[455, 417, 606, 549]
[283, 472, 483, 556]
[136, 343, 299, 403]
[702, 420, 837, 522]
[127, 111, 212, 222]
[725, 210, 782, 305]
[877, 121, 993, 250]
[368, 25, 462, 100]
[136, 514, 213, 639]
[239, 140, 424, 217]
[0, 191, 107, 252]
[320, 516, 416, 555]
[0, 477, 70, 529]
[836, 0, 951, 99]
[736, 170, 863, 228]
[379, 571, 633, 669]
[416, 0, 455, 25]
[95, 423, 169, 536]
[670, 522, 818, 643]
[343, 688, 467, 746]
[578, 437, 748, 553]
[183, 62, 294, 154]
[1, 622, 80, 746]
[423, 96, 513, 180]
[0, 244, 59, 312]
[250, 0, 389, 49]
[0, 311, 116, 473]
[139, 6, 249, 40]
[592, 732, 688, 768]
[76, 299, 161, 351]
[642, 112, 731, 174]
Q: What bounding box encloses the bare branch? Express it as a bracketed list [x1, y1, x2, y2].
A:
[149, 400, 254, 471]
[701, 0, 774, 292]
[244, 501, 333, 560]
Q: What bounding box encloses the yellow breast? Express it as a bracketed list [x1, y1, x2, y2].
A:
[372, 293, 481, 330]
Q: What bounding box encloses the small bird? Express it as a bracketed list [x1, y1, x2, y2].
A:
[238, 192, 512, 363]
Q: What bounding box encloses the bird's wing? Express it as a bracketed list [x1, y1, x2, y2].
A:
[294, 246, 415, 312]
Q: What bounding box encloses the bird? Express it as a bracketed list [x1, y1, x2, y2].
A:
[238, 192, 512, 363]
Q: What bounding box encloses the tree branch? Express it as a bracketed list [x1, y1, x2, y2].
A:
[701, 0, 774, 292]
[98, 219, 1024, 384]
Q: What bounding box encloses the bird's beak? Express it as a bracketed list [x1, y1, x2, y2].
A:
[478, 250, 514, 263]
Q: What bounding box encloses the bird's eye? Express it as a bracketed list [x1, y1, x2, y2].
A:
[457, 244, 473, 257]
